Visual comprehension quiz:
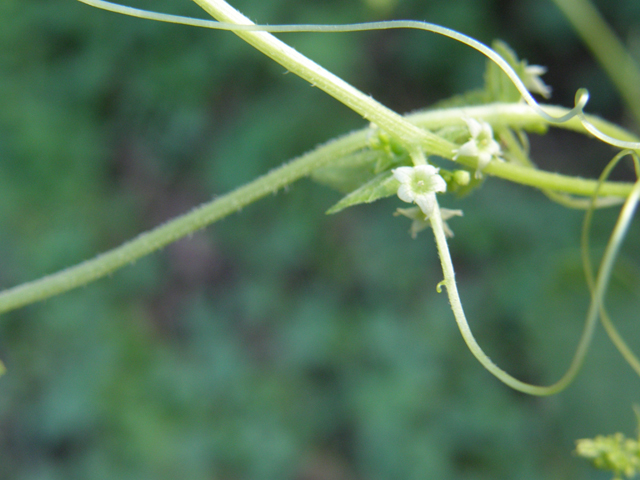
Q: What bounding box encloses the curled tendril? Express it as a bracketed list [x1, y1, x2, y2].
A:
[76, 0, 640, 151]
[429, 152, 640, 396]
[582, 151, 640, 377]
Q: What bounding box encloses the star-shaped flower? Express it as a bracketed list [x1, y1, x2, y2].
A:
[395, 206, 463, 238]
[392, 164, 447, 216]
[453, 118, 502, 177]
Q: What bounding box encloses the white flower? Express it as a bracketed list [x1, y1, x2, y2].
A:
[453, 118, 502, 177]
[523, 64, 551, 99]
[392, 165, 446, 216]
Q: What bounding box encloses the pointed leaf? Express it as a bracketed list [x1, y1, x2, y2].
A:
[326, 171, 398, 214]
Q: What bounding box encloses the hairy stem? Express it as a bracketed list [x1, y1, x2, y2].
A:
[189, 0, 454, 158]
[0, 131, 366, 314]
[0, 103, 636, 315]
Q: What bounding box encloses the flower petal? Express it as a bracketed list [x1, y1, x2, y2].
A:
[453, 140, 479, 159]
[524, 64, 552, 98]
[392, 166, 415, 184]
[413, 164, 440, 177]
[463, 117, 482, 138]
[414, 192, 436, 216]
[396, 184, 415, 204]
[392, 164, 446, 215]
[429, 173, 447, 193]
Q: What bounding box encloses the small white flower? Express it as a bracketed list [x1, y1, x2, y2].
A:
[523, 64, 552, 99]
[453, 118, 502, 178]
[392, 165, 446, 216]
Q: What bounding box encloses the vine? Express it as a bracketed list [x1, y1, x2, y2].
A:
[2, 0, 640, 474]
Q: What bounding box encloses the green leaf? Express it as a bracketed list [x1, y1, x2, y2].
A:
[326, 171, 399, 214]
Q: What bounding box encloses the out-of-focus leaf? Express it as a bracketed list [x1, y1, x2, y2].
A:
[485, 40, 525, 103]
[311, 150, 380, 193]
[484, 39, 552, 104]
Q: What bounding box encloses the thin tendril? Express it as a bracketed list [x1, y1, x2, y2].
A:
[582, 151, 640, 376]
[429, 146, 640, 394]
[430, 200, 595, 396]
[76, 0, 640, 150]
[431, 172, 639, 395]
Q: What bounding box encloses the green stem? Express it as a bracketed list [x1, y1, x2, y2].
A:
[189, 0, 453, 159]
[0, 103, 634, 314]
[409, 103, 638, 197]
[0, 130, 367, 314]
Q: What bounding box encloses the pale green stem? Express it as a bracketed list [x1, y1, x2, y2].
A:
[551, 0, 640, 126]
[408, 103, 638, 198]
[497, 126, 622, 209]
[0, 103, 635, 315]
[0, 130, 367, 314]
[77, 0, 640, 149]
[409, 104, 640, 144]
[188, 0, 452, 159]
[79, 0, 640, 149]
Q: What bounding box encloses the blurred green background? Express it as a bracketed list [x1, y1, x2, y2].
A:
[1, 0, 639, 478]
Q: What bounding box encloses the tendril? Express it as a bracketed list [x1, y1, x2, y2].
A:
[582, 151, 640, 376]
[77, 0, 640, 151]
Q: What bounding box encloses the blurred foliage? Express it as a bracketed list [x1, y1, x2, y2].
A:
[0, 0, 639, 479]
